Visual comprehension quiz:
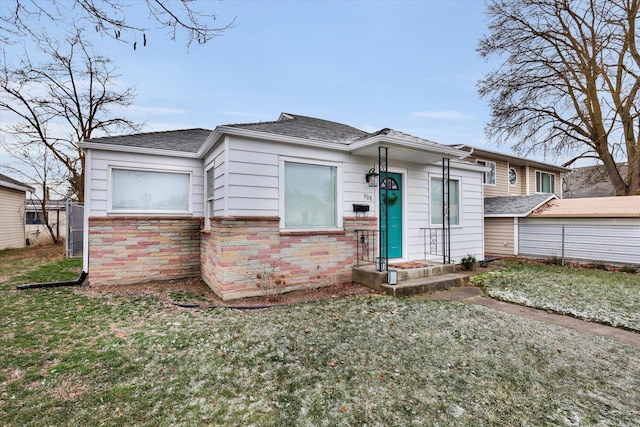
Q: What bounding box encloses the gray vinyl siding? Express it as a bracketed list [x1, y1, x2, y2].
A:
[519, 218, 640, 265]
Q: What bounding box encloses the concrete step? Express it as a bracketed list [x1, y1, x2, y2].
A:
[379, 273, 469, 297]
[352, 262, 456, 290]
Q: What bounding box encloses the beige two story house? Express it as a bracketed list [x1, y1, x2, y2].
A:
[453, 146, 570, 257]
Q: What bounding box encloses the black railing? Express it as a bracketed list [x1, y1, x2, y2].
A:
[420, 227, 447, 261]
[355, 229, 378, 267]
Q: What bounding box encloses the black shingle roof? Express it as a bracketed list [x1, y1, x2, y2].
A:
[484, 194, 555, 216]
[84, 128, 212, 153]
[226, 113, 368, 144]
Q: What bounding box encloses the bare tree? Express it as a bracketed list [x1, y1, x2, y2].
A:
[1, 145, 65, 244]
[0, 0, 235, 47]
[478, 0, 640, 196]
[0, 29, 141, 202]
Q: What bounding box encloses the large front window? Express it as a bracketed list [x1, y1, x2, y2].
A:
[111, 169, 190, 212]
[284, 162, 337, 229]
[430, 177, 460, 225]
[536, 171, 555, 193]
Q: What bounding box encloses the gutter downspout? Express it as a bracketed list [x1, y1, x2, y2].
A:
[17, 271, 88, 290]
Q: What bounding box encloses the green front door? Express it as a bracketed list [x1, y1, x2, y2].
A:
[381, 172, 402, 259]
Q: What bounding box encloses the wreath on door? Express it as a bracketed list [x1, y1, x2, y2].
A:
[382, 192, 399, 206]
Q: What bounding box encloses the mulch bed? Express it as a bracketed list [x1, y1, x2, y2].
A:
[82, 277, 379, 309]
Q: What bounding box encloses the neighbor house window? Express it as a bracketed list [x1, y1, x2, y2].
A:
[284, 162, 337, 229]
[430, 177, 460, 225]
[509, 167, 518, 186]
[25, 211, 46, 225]
[111, 169, 190, 212]
[536, 171, 555, 193]
[477, 160, 496, 185]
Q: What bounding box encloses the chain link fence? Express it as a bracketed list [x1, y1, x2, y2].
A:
[518, 222, 640, 266]
[66, 200, 84, 258]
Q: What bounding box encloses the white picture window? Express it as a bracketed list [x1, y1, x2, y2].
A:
[477, 160, 496, 185]
[430, 177, 460, 226]
[111, 169, 190, 212]
[536, 171, 555, 193]
[284, 162, 337, 229]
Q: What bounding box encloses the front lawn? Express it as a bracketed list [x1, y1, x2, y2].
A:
[472, 259, 640, 331]
[1, 247, 639, 425]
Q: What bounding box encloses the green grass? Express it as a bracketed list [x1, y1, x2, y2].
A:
[472, 259, 640, 331]
[1, 247, 639, 425]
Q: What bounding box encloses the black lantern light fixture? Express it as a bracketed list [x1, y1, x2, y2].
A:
[366, 167, 379, 187]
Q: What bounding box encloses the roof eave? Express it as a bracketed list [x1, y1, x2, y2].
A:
[349, 134, 470, 159]
[198, 126, 351, 157]
[462, 146, 570, 173]
[484, 213, 530, 218]
[79, 141, 200, 158]
[0, 180, 35, 193]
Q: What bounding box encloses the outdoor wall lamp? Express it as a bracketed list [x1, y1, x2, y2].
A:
[366, 167, 379, 187]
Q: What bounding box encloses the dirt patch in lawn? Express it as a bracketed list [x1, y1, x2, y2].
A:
[81, 277, 379, 308]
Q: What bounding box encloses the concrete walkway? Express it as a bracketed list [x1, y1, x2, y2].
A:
[413, 286, 640, 348]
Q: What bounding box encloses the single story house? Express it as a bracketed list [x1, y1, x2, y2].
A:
[80, 113, 487, 300]
[0, 173, 35, 250]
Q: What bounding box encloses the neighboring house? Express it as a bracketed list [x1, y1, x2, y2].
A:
[452, 145, 570, 258]
[454, 145, 569, 198]
[519, 196, 640, 265]
[563, 163, 629, 198]
[483, 194, 556, 257]
[25, 199, 67, 244]
[0, 173, 35, 250]
[80, 113, 487, 300]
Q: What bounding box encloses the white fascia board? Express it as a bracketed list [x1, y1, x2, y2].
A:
[0, 180, 35, 193]
[446, 160, 489, 173]
[198, 126, 350, 158]
[349, 135, 469, 159]
[484, 213, 529, 218]
[78, 141, 200, 159]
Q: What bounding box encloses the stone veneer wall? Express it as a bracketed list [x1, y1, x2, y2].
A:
[88, 217, 202, 286]
[201, 216, 377, 300]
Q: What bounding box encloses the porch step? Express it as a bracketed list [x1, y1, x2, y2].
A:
[380, 273, 469, 297]
[352, 262, 456, 290]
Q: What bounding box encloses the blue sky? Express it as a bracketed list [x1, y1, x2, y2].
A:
[2, 0, 522, 165]
[110, 0, 498, 150]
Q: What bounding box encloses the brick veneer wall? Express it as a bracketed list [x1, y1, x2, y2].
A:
[88, 217, 202, 286]
[201, 216, 377, 300]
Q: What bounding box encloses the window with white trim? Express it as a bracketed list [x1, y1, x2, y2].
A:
[536, 171, 555, 193]
[111, 168, 190, 212]
[206, 167, 215, 225]
[430, 177, 460, 225]
[477, 160, 496, 185]
[284, 162, 337, 229]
